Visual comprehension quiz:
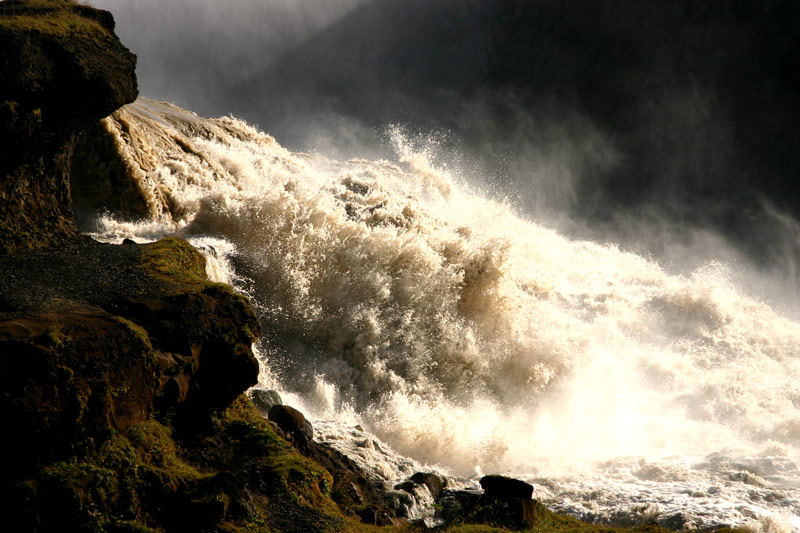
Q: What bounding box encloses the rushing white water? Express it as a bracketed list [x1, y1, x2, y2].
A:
[87, 98, 800, 531]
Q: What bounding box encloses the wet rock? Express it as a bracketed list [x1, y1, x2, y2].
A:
[394, 480, 416, 493]
[249, 388, 282, 416]
[411, 471, 446, 500]
[383, 488, 417, 519]
[297, 437, 401, 525]
[480, 474, 534, 500]
[435, 478, 537, 531]
[268, 404, 314, 445]
[436, 489, 483, 525]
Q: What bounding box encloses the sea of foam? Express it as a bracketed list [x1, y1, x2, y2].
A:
[85, 98, 800, 531]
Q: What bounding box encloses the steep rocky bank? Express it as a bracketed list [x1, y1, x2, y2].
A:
[0, 0, 137, 252]
[0, 2, 399, 531]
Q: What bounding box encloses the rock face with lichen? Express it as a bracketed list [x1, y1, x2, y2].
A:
[0, 2, 266, 529]
[0, 0, 137, 252]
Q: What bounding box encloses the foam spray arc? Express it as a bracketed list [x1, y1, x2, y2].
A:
[86, 98, 800, 531]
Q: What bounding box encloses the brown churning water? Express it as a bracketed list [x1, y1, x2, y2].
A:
[86, 98, 800, 531]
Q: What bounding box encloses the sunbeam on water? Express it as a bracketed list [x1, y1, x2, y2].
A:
[84, 98, 800, 531]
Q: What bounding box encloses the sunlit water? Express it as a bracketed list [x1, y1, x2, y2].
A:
[86, 98, 800, 531]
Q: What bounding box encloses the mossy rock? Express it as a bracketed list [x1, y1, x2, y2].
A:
[138, 237, 210, 288]
[0, 0, 114, 39]
[5, 396, 356, 532]
[0, 0, 137, 252]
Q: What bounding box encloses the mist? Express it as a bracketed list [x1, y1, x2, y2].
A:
[88, 0, 800, 307]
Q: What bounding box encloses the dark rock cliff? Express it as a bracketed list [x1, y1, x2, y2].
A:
[0, 238, 261, 471]
[0, 0, 137, 252]
[0, 3, 404, 531]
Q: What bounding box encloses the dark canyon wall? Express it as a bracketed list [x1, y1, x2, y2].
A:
[0, 0, 137, 251]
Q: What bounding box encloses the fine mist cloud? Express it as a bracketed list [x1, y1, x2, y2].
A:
[89, 0, 800, 301]
[89, 0, 369, 118]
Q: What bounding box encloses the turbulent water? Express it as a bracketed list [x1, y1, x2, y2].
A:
[87, 98, 800, 531]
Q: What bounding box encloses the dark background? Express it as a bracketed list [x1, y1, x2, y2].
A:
[92, 0, 800, 298]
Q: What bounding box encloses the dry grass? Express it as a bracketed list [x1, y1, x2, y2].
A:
[0, 0, 111, 39]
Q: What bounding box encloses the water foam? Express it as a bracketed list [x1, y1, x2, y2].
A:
[87, 98, 800, 529]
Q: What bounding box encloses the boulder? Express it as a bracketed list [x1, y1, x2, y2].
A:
[268, 404, 314, 445]
[436, 488, 536, 530]
[435, 476, 537, 530]
[250, 388, 283, 416]
[480, 474, 534, 500]
[411, 471, 446, 500]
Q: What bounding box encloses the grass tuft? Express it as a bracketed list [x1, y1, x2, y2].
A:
[138, 237, 211, 287]
[0, 0, 112, 39]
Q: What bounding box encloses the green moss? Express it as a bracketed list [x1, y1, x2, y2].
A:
[14, 419, 206, 531]
[0, 1, 112, 39]
[136, 422, 200, 495]
[112, 316, 153, 351]
[220, 397, 335, 505]
[41, 465, 113, 527]
[37, 323, 63, 347]
[138, 237, 213, 287]
[15, 397, 347, 531]
[104, 521, 161, 533]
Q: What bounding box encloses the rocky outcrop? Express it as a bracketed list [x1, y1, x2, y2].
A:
[480, 474, 534, 500]
[0, 237, 261, 475]
[436, 475, 536, 530]
[0, 234, 272, 532]
[269, 404, 315, 447]
[0, 0, 137, 252]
